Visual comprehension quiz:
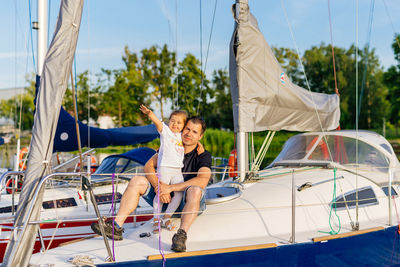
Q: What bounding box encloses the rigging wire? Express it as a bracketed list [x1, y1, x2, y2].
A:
[161, 0, 178, 111]
[28, 0, 36, 72]
[358, 0, 375, 120]
[382, 0, 400, 50]
[197, 0, 218, 114]
[198, 0, 203, 115]
[355, 0, 360, 227]
[280, 0, 335, 163]
[327, 0, 339, 95]
[87, 0, 91, 149]
[175, 0, 179, 109]
[47, 0, 51, 46]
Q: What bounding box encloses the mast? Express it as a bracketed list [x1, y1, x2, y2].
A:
[14, 0, 48, 172]
[37, 0, 48, 76]
[234, 0, 248, 182]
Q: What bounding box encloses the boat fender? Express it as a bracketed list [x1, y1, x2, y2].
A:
[228, 149, 238, 177]
[75, 156, 97, 173]
[5, 177, 23, 194]
[18, 146, 29, 170]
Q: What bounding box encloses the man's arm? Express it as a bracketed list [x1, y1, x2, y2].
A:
[143, 154, 159, 188]
[160, 167, 211, 195]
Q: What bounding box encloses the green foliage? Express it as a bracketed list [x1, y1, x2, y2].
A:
[201, 129, 293, 168]
[102, 47, 150, 127]
[273, 43, 389, 130]
[141, 44, 176, 119]
[273, 47, 304, 85]
[0, 77, 36, 130]
[202, 69, 233, 130]
[173, 53, 212, 117]
[63, 71, 104, 122]
[383, 34, 400, 135]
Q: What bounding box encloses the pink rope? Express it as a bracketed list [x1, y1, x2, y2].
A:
[157, 173, 166, 266]
[111, 173, 116, 261]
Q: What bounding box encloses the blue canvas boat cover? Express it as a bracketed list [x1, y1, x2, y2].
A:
[54, 107, 159, 152]
[94, 147, 156, 176]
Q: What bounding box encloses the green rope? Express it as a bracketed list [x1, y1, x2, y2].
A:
[319, 167, 341, 235]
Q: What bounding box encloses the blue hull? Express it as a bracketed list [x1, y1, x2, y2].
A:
[99, 225, 400, 267]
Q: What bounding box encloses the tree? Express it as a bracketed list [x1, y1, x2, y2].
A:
[202, 69, 233, 130]
[282, 42, 388, 130]
[0, 76, 36, 130]
[102, 47, 150, 127]
[383, 33, 400, 134]
[272, 47, 304, 86]
[63, 71, 103, 123]
[173, 53, 212, 117]
[141, 44, 176, 119]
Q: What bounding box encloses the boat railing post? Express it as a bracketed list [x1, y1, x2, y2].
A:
[12, 175, 15, 215]
[37, 228, 46, 253]
[87, 154, 91, 174]
[133, 210, 137, 228]
[290, 169, 296, 243]
[389, 163, 393, 226]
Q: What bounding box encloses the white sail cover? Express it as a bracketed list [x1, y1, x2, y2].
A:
[3, 1, 84, 266]
[229, 0, 340, 132]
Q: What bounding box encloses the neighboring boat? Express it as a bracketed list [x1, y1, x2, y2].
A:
[0, 147, 156, 262]
[5, 0, 400, 266]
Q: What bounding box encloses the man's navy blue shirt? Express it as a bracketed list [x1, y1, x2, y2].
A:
[182, 146, 212, 181]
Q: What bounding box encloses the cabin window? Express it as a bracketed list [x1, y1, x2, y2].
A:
[273, 135, 319, 161]
[95, 192, 122, 205]
[0, 205, 17, 214]
[331, 186, 378, 209]
[382, 186, 398, 197]
[380, 144, 393, 155]
[42, 197, 77, 209]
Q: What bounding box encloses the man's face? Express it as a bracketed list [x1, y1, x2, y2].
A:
[182, 121, 203, 146]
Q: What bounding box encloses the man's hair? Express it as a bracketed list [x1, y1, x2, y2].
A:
[169, 110, 188, 124]
[187, 116, 206, 134]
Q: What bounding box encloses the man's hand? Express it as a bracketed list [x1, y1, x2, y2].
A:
[155, 181, 172, 196]
[160, 194, 171, 203]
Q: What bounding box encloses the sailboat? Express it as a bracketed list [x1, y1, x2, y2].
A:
[4, 0, 400, 266]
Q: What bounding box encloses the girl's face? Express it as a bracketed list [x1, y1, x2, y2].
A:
[169, 115, 186, 133]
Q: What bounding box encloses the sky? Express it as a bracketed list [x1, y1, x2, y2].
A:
[1, 0, 400, 90]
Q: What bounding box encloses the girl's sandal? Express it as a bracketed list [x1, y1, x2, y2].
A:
[162, 218, 176, 231]
[153, 218, 161, 234]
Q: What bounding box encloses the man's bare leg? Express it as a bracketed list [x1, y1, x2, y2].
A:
[114, 176, 149, 227]
[179, 186, 202, 232]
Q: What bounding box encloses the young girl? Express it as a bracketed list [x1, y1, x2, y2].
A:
[140, 104, 187, 233]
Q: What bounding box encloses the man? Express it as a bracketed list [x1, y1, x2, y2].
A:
[91, 116, 212, 252]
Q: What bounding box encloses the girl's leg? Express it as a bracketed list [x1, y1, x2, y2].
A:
[152, 195, 162, 233]
[163, 191, 183, 230]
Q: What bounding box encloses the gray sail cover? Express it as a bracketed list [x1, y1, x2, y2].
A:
[3, 1, 83, 266]
[229, 0, 340, 132]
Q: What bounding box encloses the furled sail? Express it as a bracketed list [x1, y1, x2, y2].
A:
[3, 1, 84, 266]
[54, 107, 159, 152]
[229, 0, 340, 133]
